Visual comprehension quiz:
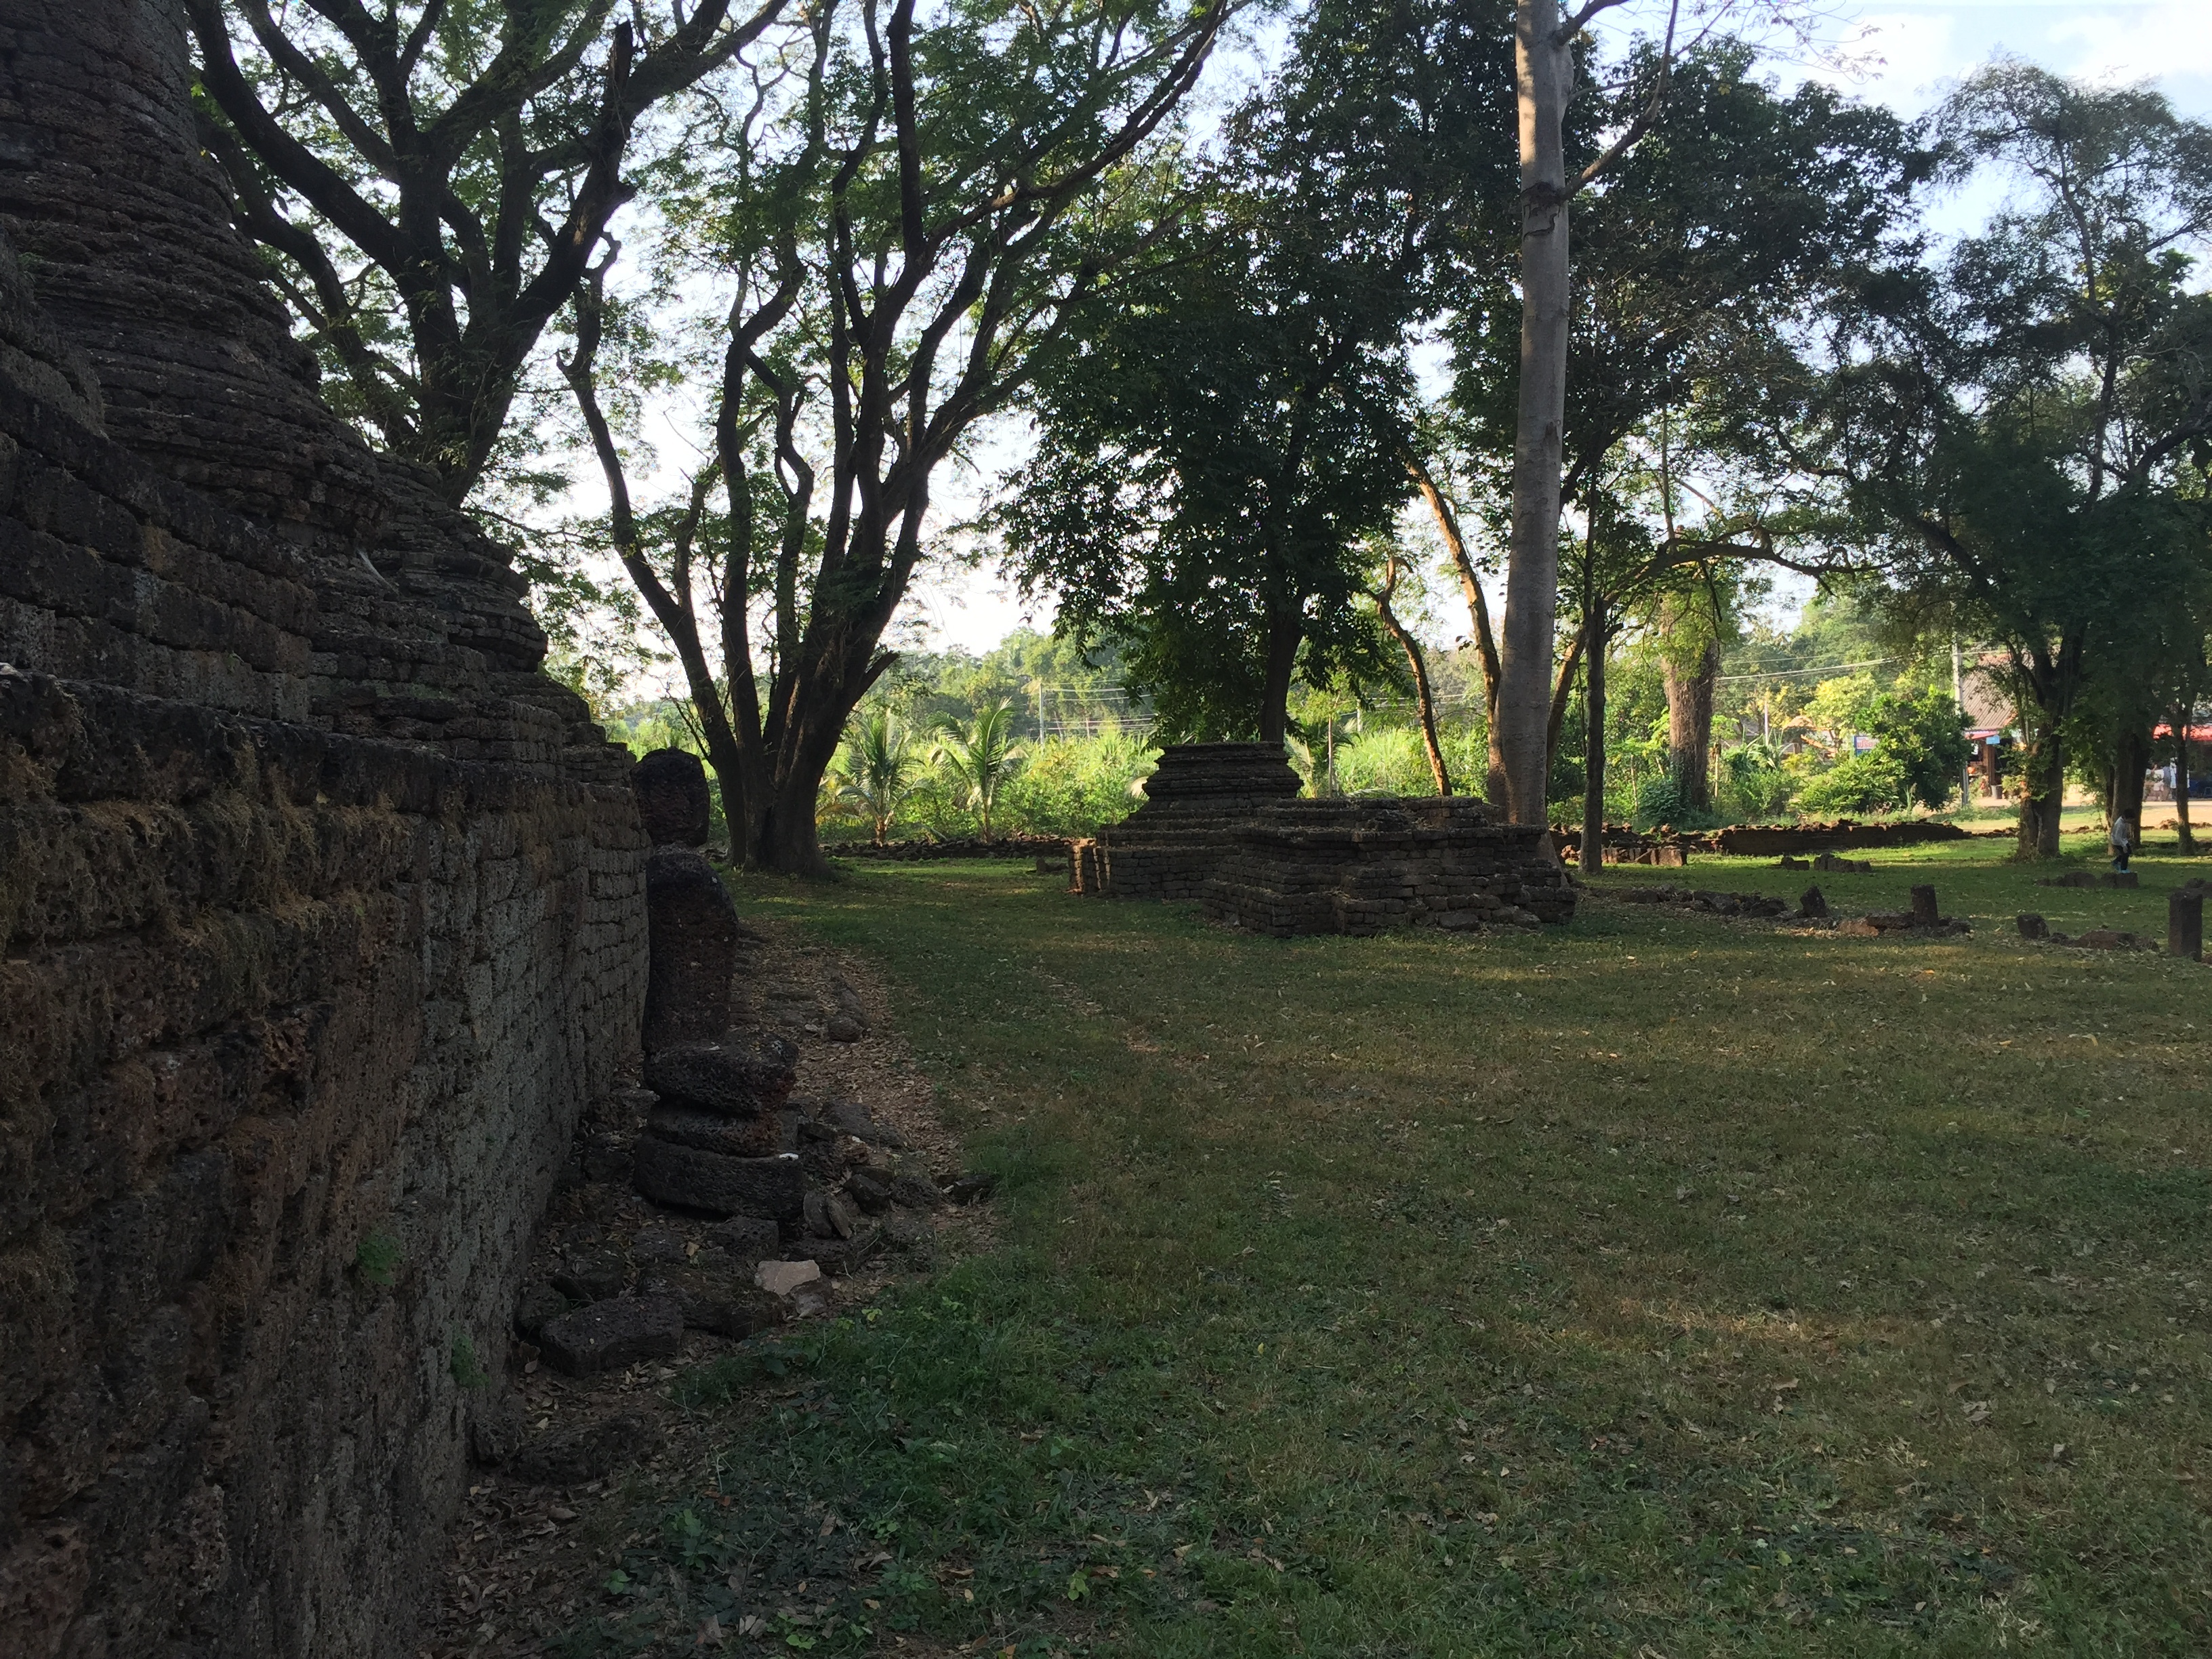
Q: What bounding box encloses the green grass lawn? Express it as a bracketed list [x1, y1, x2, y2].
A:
[579, 853, 2212, 1658]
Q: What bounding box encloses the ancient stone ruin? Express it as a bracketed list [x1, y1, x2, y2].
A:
[0, 4, 645, 1651]
[1071, 744, 1575, 935]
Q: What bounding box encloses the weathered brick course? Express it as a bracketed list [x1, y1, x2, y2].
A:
[0, 1, 651, 1652]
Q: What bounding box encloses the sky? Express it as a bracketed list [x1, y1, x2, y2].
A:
[888, 0, 2212, 661]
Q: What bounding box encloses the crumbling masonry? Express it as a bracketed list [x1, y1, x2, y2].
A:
[0, 2, 649, 1652]
[1071, 744, 1576, 935]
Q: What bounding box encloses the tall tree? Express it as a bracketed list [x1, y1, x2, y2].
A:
[1492, 0, 1680, 821]
[1768, 62, 2212, 856]
[1000, 0, 1509, 745]
[568, 0, 1231, 871]
[188, 0, 790, 503]
[1435, 39, 1921, 820]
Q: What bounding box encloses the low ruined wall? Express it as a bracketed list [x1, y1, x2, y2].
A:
[1204, 798, 1575, 937]
[0, 2, 651, 1646]
[1070, 747, 1574, 936]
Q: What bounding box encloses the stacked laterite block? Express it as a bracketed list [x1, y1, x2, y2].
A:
[1073, 745, 1574, 937]
[0, 3, 648, 1653]
[1069, 743, 1303, 899]
[1204, 797, 1576, 936]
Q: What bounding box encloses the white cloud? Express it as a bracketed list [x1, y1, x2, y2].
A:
[2045, 3, 2212, 83]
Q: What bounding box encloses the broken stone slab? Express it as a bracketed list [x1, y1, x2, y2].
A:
[778, 1229, 879, 1276]
[537, 1294, 684, 1377]
[2017, 913, 2050, 940]
[844, 1166, 895, 1215]
[943, 1170, 998, 1205]
[2076, 928, 2144, 951]
[1910, 884, 1940, 926]
[879, 1212, 937, 1258]
[2100, 871, 2139, 888]
[507, 1411, 668, 1486]
[636, 1267, 788, 1338]
[888, 1171, 947, 1210]
[643, 1036, 798, 1117]
[632, 746, 712, 848]
[706, 1215, 781, 1265]
[551, 1246, 629, 1304]
[642, 847, 742, 1051]
[633, 1138, 806, 1221]
[756, 1258, 823, 1296]
[2039, 870, 2095, 888]
[1798, 884, 1828, 920]
[645, 1102, 785, 1158]
[824, 1098, 907, 1149]
[1811, 851, 1873, 874]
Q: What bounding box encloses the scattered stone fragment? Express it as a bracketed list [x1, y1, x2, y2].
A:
[824, 1191, 861, 1239]
[632, 1140, 806, 1221]
[825, 1098, 907, 1149]
[2076, 928, 2142, 951]
[466, 1395, 525, 1467]
[2100, 870, 2139, 888]
[756, 1258, 823, 1296]
[1777, 855, 1809, 869]
[803, 1189, 836, 1237]
[707, 1216, 781, 1264]
[2017, 913, 2050, 941]
[551, 1247, 628, 1304]
[643, 1036, 798, 1117]
[645, 1102, 784, 1158]
[2039, 870, 2095, 888]
[825, 1012, 865, 1042]
[1797, 885, 1828, 920]
[632, 747, 712, 848]
[888, 1172, 947, 1210]
[779, 1231, 877, 1276]
[513, 1283, 569, 1339]
[637, 1267, 787, 1338]
[845, 1167, 895, 1215]
[1837, 916, 1879, 938]
[537, 1295, 684, 1377]
[1811, 851, 1873, 874]
[507, 1412, 668, 1486]
[880, 1212, 937, 1258]
[1910, 884, 1940, 926]
[943, 1170, 998, 1206]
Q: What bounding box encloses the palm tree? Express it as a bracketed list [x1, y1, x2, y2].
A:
[930, 701, 1025, 840]
[833, 710, 916, 844]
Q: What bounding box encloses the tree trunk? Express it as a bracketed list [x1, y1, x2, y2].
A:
[1545, 620, 1587, 795]
[2112, 722, 2150, 840]
[1581, 596, 1607, 872]
[1375, 568, 1451, 796]
[2015, 638, 2079, 859]
[1662, 638, 1719, 811]
[1413, 458, 1504, 806]
[1258, 607, 1302, 747]
[1496, 0, 1572, 824]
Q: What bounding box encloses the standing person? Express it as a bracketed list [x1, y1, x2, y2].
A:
[2110, 811, 2135, 872]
